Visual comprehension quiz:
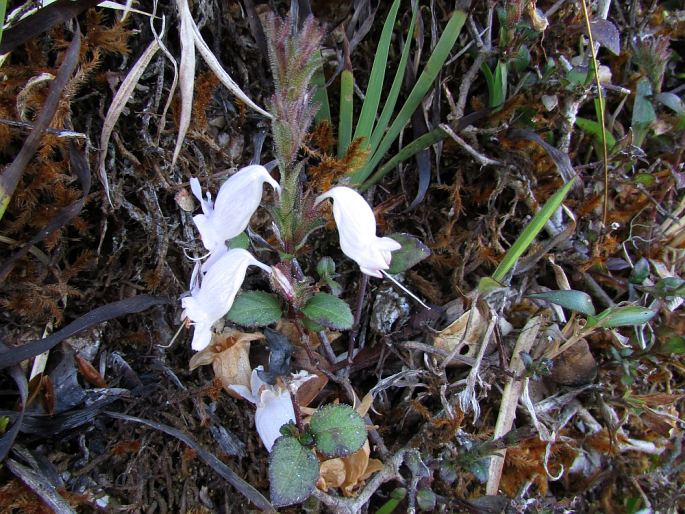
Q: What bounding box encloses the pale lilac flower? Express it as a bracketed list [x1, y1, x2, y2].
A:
[190, 165, 280, 262]
[315, 186, 401, 278]
[182, 249, 271, 351]
[229, 367, 314, 452]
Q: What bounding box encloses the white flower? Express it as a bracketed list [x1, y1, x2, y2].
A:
[315, 186, 401, 278]
[190, 165, 280, 259]
[229, 367, 314, 452]
[182, 249, 271, 351]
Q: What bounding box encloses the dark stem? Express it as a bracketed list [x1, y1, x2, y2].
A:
[346, 273, 369, 366]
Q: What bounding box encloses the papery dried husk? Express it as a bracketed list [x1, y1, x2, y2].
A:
[317, 441, 383, 495]
[188, 329, 264, 397]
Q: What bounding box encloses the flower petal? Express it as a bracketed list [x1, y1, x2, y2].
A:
[255, 388, 295, 452]
[316, 187, 401, 277]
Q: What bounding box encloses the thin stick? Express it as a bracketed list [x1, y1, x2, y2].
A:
[381, 270, 430, 310]
[580, 0, 610, 229]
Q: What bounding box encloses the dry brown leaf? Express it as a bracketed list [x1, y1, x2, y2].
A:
[188, 329, 264, 397]
[317, 441, 383, 496]
[433, 305, 487, 366]
[75, 353, 108, 387]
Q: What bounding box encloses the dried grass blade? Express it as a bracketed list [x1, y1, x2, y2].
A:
[191, 17, 271, 119]
[150, 14, 177, 145]
[172, 0, 196, 167]
[98, 33, 160, 203]
[486, 316, 542, 495]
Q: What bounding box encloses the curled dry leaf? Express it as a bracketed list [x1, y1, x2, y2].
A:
[318, 441, 383, 495]
[189, 329, 264, 397]
[433, 305, 487, 366]
[75, 354, 108, 388]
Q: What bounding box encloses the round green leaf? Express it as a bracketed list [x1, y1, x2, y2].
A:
[226, 291, 282, 327]
[302, 293, 353, 330]
[528, 290, 596, 316]
[387, 233, 431, 274]
[309, 404, 366, 457]
[269, 437, 319, 507]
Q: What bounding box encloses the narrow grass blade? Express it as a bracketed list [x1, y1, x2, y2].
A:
[352, 0, 401, 146]
[312, 63, 331, 124]
[368, 3, 420, 153]
[350, 10, 466, 186]
[0, 0, 7, 45]
[491, 178, 575, 283]
[337, 38, 354, 157]
[361, 126, 446, 189]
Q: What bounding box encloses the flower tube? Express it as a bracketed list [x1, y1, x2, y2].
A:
[182, 248, 271, 351]
[315, 186, 401, 278]
[229, 367, 314, 452]
[190, 165, 280, 265]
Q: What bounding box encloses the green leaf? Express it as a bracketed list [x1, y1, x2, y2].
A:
[575, 117, 616, 149]
[337, 68, 354, 157]
[302, 293, 353, 330]
[512, 45, 531, 73]
[351, 10, 467, 185]
[528, 290, 596, 316]
[586, 306, 656, 329]
[227, 232, 250, 250]
[386, 233, 431, 274]
[309, 404, 366, 457]
[312, 63, 331, 124]
[362, 127, 448, 190]
[481, 60, 507, 108]
[655, 92, 685, 115]
[269, 437, 320, 507]
[416, 489, 437, 512]
[491, 178, 575, 283]
[632, 78, 656, 147]
[226, 291, 282, 327]
[629, 258, 650, 285]
[316, 256, 336, 278]
[376, 488, 407, 514]
[302, 317, 325, 333]
[660, 336, 685, 354]
[367, 3, 420, 153]
[353, 0, 402, 147]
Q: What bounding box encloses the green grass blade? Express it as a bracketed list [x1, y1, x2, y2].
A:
[0, 0, 7, 45]
[338, 68, 354, 157]
[312, 63, 331, 124]
[350, 9, 467, 186]
[491, 178, 575, 283]
[360, 127, 447, 190]
[352, 0, 402, 146]
[368, 2, 420, 153]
